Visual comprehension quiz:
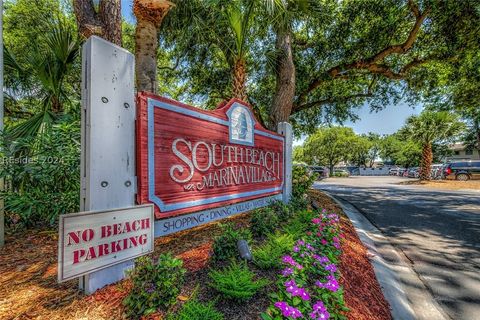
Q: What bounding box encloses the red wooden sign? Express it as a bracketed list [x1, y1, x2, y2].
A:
[136, 93, 285, 219]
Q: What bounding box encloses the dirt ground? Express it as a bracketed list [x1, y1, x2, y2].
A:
[0, 192, 391, 320]
[399, 179, 480, 191]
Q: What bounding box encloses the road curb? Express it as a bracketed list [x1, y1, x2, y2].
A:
[322, 192, 449, 320]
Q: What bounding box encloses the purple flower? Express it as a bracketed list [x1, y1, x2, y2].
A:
[306, 243, 314, 251]
[282, 255, 303, 269]
[333, 242, 341, 249]
[325, 264, 337, 273]
[309, 300, 330, 319]
[293, 246, 300, 252]
[282, 267, 294, 277]
[316, 276, 339, 292]
[313, 255, 330, 265]
[285, 280, 311, 301]
[282, 255, 296, 265]
[297, 240, 305, 246]
[274, 301, 303, 319]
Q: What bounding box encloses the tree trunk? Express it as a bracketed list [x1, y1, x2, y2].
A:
[133, 0, 173, 93]
[135, 19, 158, 93]
[99, 0, 122, 46]
[270, 29, 295, 129]
[420, 142, 433, 180]
[232, 57, 247, 101]
[73, 0, 122, 46]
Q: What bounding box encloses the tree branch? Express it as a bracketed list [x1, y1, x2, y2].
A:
[296, 1, 430, 107]
[73, 0, 103, 39]
[293, 77, 377, 113]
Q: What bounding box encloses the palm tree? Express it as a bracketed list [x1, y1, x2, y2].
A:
[133, 0, 175, 93]
[404, 111, 464, 180]
[164, 0, 255, 101]
[5, 20, 81, 139]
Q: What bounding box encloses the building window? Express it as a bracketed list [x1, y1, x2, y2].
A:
[465, 149, 473, 156]
[454, 151, 460, 155]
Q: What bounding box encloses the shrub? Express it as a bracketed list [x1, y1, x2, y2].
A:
[250, 206, 279, 237]
[209, 261, 269, 301]
[253, 232, 294, 269]
[1, 121, 80, 228]
[174, 298, 224, 320]
[212, 222, 252, 261]
[124, 254, 186, 319]
[269, 200, 294, 223]
[292, 165, 317, 200]
[282, 209, 316, 238]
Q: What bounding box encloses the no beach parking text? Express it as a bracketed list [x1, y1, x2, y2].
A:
[58, 205, 154, 282]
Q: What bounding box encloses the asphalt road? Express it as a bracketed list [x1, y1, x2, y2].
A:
[315, 176, 480, 320]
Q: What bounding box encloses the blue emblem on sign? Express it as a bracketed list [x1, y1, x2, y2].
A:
[226, 103, 255, 146]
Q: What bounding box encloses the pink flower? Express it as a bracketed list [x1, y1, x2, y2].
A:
[321, 239, 328, 245]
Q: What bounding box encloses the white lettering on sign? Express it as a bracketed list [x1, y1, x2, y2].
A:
[155, 194, 281, 237]
[169, 138, 281, 191]
[58, 205, 154, 282]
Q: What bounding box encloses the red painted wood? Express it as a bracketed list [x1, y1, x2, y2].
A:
[136, 93, 284, 219]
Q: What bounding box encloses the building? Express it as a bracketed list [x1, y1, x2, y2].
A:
[446, 143, 480, 161]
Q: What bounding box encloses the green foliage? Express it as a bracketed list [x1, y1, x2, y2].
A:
[250, 206, 279, 237]
[291, 165, 316, 200]
[283, 209, 316, 238]
[124, 254, 186, 319]
[158, 0, 479, 133]
[173, 298, 224, 320]
[253, 232, 294, 269]
[1, 121, 80, 228]
[303, 127, 356, 170]
[332, 171, 349, 178]
[269, 200, 294, 223]
[212, 222, 252, 261]
[209, 261, 269, 301]
[403, 111, 465, 145]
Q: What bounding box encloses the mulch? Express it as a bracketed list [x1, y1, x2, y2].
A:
[0, 192, 392, 320]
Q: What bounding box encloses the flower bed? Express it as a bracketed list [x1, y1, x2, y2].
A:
[263, 209, 347, 320]
[0, 190, 391, 320]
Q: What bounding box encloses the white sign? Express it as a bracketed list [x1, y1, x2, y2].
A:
[58, 204, 154, 282]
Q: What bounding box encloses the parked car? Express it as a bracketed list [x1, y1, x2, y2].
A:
[430, 164, 444, 180]
[310, 166, 328, 179]
[443, 160, 480, 181]
[389, 167, 407, 176]
[389, 168, 399, 175]
[407, 167, 419, 178]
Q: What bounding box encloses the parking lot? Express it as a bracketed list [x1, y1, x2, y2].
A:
[316, 176, 480, 320]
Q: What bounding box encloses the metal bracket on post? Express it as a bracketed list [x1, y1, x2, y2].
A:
[278, 122, 293, 203]
[80, 36, 136, 294]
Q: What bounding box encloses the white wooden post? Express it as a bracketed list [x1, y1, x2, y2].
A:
[278, 122, 292, 203]
[80, 36, 136, 294]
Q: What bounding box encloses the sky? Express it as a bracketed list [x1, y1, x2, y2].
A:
[120, 1, 423, 141]
[121, 0, 135, 23]
[343, 102, 423, 135]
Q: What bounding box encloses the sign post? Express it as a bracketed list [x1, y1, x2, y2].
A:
[79, 36, 136, 294]
[278, 122, 293, 203]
